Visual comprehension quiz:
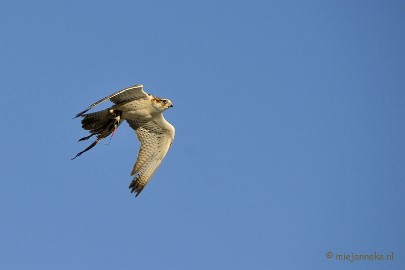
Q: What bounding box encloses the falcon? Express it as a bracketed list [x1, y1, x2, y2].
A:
[72, 84, 175, 197]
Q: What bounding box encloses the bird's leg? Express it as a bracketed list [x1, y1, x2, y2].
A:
[106, 120, 119, 145]
[105, 110, 121, 144]
[107, 109, 122, 134]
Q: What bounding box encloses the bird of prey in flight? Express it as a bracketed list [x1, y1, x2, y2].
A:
[72, 84, 175, 197]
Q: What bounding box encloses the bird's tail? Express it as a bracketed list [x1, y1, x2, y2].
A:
[72, 109, 122, 160]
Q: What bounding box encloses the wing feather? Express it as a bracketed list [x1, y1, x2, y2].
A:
[127, 114, 175, 196]
[74, 84, 148, 118]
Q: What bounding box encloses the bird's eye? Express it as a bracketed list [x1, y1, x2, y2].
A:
[162, 100, 168, 104]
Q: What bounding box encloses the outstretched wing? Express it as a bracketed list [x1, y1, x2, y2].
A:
[74, 84, 148, 118]
[127, 114, 175, 196]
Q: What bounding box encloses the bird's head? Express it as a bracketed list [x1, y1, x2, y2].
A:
[152, 97, 174, 111]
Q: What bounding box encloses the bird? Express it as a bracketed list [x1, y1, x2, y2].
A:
[72, 84, 175, 197]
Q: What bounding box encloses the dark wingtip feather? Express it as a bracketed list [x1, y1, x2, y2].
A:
[129, 179, 144, 197]
[74, 109, 89, 119]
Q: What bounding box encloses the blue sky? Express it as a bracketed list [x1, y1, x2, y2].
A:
[1, 1, 404, 269]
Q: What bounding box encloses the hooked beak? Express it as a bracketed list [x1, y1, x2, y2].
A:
[169, 104, 173, 108]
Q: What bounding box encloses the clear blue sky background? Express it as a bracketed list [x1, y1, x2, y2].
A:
[1, 1, 404, 269]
